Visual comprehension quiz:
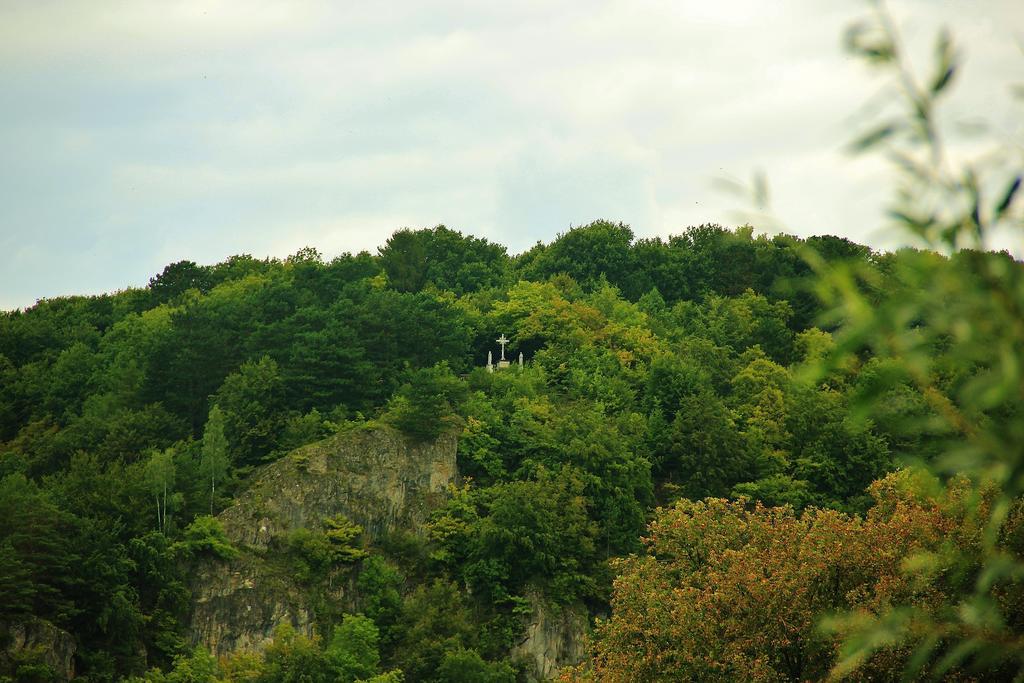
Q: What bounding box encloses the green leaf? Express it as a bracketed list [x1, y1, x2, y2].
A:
[843, 22, 895, 63]
[994, 175, 1021, 220]
[888, 208, 936, 235]
[849, 123, 899, 152]
[930, 29, 957, 95]
[976, 553, 1024, 593]
[930, 66, 956, 95]
[933, 637, 982, 676]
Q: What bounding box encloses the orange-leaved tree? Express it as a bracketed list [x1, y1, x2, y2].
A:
[566, 470, 1022, 681]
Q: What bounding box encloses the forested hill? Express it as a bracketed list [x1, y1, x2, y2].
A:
[1, 222, 1021, 682]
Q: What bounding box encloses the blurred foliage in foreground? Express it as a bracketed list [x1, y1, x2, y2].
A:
[822, 0, 1024, 677]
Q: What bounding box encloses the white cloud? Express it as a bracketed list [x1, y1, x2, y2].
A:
[0, 0, 1020, 309]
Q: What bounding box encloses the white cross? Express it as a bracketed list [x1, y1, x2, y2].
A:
[496, 333, 509, 361]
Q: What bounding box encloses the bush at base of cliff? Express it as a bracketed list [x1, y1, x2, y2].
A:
[0, 645, 60, 683]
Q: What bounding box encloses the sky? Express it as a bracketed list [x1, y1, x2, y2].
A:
[1, 0, 1021, 310]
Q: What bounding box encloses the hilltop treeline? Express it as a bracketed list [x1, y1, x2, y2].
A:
[1, 222, 1021, 681]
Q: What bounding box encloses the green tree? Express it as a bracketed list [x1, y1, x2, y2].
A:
[213, 356, 286, 467]
[0, 475, 77, 624]
[356, 556, 404, 650]
[285, 516, 365, 586]
[161, 647, 218, 683]
[256, 624, 332, 683]
[430, 468, 601, 605]
[676, 289, 795, 364]
[643, 353, 711, 417]
[435, 647, 515, 683]
[199, 405, 229, 515]
[324, 614, 384, 682]
[144, 448, 177, 533]
[388, 580, 478, 681]
[383, 362, 467, 443]
[0, 540, 34, 619]
[148, 261, 212, 304]
[379, 226, 509, 294]
[280, 309, 374, 414]
[379, 229, 430, 293]
[324, 515, 369, 564]
[666, 390, 752, 499]
[520, 220, 635, 293]
[173, 516, 238, 562]
[127, 531, 191, 668]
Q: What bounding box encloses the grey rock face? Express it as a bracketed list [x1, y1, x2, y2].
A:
[512, 596, 589, 681]
[189, 425, 458, 657]
[219, 426, 458, 548]
[2, 618, 76, 681]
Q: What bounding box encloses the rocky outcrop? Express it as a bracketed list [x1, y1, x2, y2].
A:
[189, 554, 318, 657]
[189, 425, 458, 657]
[2, 618, 76, 681]
[217, 425, 458, 547]
[512, 596, 589, 681]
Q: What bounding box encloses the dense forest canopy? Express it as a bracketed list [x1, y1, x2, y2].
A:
[2, 218, 1022, 681]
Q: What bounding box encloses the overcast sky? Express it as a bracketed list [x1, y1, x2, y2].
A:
[1, 1, 1020, 310]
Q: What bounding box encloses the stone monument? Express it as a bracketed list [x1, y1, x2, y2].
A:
[483, 334, 524, 372]
[496, 333, 511, 369]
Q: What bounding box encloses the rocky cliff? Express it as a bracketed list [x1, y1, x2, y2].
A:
[187, 425, 590, 680]
[1, 618, 76, 681]
[513, 596, 589, 681]
[189, 425, 458, 657]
